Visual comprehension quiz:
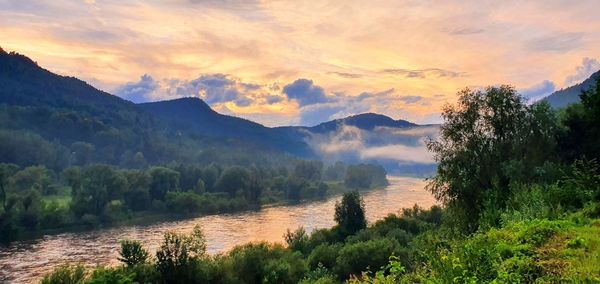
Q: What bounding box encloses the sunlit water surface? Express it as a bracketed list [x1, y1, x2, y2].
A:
[0, 176, 435, 283]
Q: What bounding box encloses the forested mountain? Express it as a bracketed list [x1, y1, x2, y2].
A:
[139, 97, 314, 157]
[0, 48, 285, 170]
[0, 48, 435, 173]
[544, 70, 600, 108]
[306, 112, 417, 133]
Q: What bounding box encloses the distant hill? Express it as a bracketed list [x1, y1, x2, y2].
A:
[139, 97, 314, 157]
[544, 70, 600, 108]
[308, 113, 416, 133]
[0, 47, 435, 174]
[0, 48, 283, 169]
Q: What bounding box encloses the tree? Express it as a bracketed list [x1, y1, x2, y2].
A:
[119, 240, 149, 267]
[0, 163, 19, 211]
[72, 165, 127, 217]
[334, 191, 367, 236]
[11, 165, 52, 193]
[426, 86, 557, 231]
[560, 77, 600, 162]
[216, 166, 250, 198]
[148, 167, 180, 201]
[155, 225, 208, 283]
[294, 160, 323, 181]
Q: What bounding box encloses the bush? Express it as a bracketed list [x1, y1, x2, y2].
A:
[334, 238, 405, 279]
[118, 240, 149, 267]
[41, 264, 87, 284]
[224, 242, 308, 284]
[308, 243, 342, 270]
[155, 225, 210, 283]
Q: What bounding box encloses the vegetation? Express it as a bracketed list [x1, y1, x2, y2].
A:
[0, 159, 387, 243]
[38, 77, 600, 283]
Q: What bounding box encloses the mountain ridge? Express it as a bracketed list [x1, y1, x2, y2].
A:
[543, 70, 600, 108]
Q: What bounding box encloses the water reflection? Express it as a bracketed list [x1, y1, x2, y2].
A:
[0, 177, 435, 283]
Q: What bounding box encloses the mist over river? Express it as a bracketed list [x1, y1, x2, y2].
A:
[0, 176, 435, 283]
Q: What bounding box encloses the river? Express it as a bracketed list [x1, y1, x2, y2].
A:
[0, 176, 435, 283]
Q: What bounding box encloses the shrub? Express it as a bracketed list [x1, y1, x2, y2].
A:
[118, 240, 149, 267]
[334, 238, 405, 279]
[41, 264, 87, 284]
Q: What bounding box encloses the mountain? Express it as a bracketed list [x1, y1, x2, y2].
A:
[544, 70, 600, 108]
[0, 49, 285, 169]
[0, 48, 435, 174]
[307, 113, 417, 133]
[138, 98, 314, 157]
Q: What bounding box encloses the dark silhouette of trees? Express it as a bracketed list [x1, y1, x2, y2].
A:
[335, 191, 367, 236]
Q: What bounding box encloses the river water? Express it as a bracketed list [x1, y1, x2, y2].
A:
[0, 176, 435, 283]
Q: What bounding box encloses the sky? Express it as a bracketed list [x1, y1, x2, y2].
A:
[1, 0, 600, 127]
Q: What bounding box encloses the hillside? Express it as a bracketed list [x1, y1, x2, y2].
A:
[544, 70, 600, 108]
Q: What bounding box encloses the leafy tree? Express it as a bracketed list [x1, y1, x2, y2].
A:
[560, 77, 600, 162]
[335, 191, 367, 236]
[123, 170, 151, 211]
[149, 167, 180, 201]
[426, 86, 557, 231]
[216, 166, 250, 198]
[284, 227, 309, 254]
[155, 225, 208, 283]
[72, 165, 127, 217]
[294, 160, 323, 181]
[11, 165, 52, 193]
[0, 163, 19, 211]
[119, 240, 149, 267]
[18, 189, 43, 228]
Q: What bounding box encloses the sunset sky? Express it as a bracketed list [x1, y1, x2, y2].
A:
[2, 0, 600, 126]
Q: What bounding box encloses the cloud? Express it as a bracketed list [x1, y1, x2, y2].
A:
[381, 68, 466, 78]
[328, 71, 363, 78]
[360, 144, 434, 164]
[526, 32, 584, 53]
[115, 73, 262, 106]
[520, 80, 556, 101]
[282, 79, 330, 106]
[114, 74, 159, 103]
[305, 124, 438, 164]
[299, 104, 345, 126]
[398, 96, 424, 104]
[564, 57, 600, 86]
[449, 27, 485, 35]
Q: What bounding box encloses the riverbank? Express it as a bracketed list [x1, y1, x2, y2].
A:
[0, 177, 433, 283]
[3, 180, 387, 244]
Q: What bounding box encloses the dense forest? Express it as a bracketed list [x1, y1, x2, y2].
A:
[38, 77, 600, 283]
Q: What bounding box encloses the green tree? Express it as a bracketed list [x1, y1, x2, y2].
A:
[426, 86, 557, 231]
[335, 191, 367, 237]
[118, 240, 149, 267]
[72, 165, 127, 217]
[0, 163, 19, 211]
[294, 160, 323, 181]
[560, 77, 600, 162]
[155, 225, 208, 283]
[148, 167, 180, 201]
[216, 166, 250, 198]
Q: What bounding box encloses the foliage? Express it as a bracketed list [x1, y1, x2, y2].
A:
[155, 225, 209, 283]
[40, 264, 86, 284]
[118, 240, 149, 267]
[335, 191, 367, 237]
[426, 86, 558, 231]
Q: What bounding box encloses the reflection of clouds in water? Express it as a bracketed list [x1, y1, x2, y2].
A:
[0, 177, 435, 283]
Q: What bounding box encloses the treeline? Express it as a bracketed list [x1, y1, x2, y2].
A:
[40, 78, 600, 283]
[0, 160, 388, 243]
